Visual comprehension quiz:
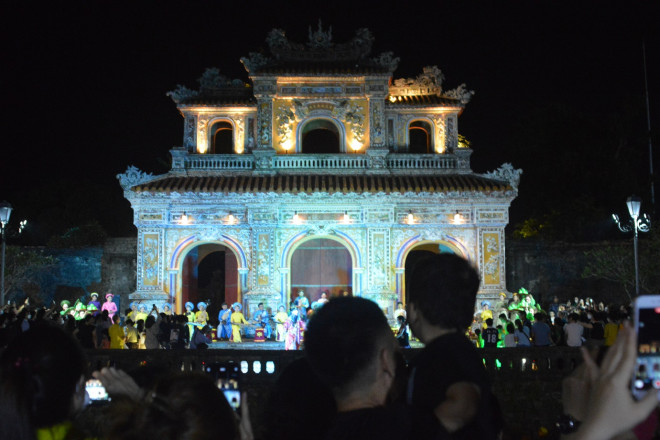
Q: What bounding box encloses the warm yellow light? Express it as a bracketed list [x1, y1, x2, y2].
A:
[453, 212, 463, 224]
[350, 140, 362, 151]
[180, 213, 190, 225]
[389, 95, 397, 103]
[342, 212, 350, 224]
[226, 213, 237, 225]
[406, 211, 414, 224]
[282, 140, 294, 153]
[292, 211, 303, 225]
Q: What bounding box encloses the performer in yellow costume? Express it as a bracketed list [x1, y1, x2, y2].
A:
[136, 304, 148, 323]
[185, 302, 196, 339]
[195, 302, 209, 326]
[274, 305, 288, 342]
[480, 301, 493, 329]
[230, 302, 247, 342]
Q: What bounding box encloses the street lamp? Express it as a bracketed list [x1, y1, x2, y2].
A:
[612, 195, 652, 296]
[0, 202, 27, 306]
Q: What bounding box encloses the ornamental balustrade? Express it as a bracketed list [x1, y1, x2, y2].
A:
[170, 149, 471, 174]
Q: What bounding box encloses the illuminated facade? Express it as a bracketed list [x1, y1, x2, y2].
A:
[118, 24, 521, 316]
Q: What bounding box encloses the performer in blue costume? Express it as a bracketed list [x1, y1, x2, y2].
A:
[252, 302, 273, 339]
[87, 292, 101, 316]
[217, 302, 232, 340]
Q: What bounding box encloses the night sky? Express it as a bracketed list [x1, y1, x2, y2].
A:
[3, 1, 659, 242]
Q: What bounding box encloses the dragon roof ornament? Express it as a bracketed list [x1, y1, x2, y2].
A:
[117, 166, 155, 191]
[167, 68, 250, 104]
[483, 163, 523, 191]
[389, 65, 474, 104]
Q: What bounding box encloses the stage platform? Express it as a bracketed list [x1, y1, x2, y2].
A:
[207, 339, 424, 350]
[208, 339, 286, 350]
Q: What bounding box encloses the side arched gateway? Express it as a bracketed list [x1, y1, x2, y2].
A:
[395, 236, 470, 307]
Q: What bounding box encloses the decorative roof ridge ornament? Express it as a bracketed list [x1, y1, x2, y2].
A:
[244, 24, 387, 71]
[167, 68, 250, 102]
[307, 20, 333, 49]
[117, 166, 155, 191]
[389, 65, 474, 104]
[482, 163, 523, 191]
[166, 85, 199, 104]
[444, 83, 475, 105]
[198, 68, 249, 92]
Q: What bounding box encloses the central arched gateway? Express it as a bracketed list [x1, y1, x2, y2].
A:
[289, 237, 353, 305]
[180, 243, 239, 321]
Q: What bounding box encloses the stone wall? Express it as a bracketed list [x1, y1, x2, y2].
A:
[506, 239, 628, 307]
[12, 238, 137, 308]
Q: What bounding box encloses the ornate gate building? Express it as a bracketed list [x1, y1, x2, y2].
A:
[118, 25, 521, 317]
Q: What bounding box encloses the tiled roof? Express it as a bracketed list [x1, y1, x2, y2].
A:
[133, 174, 510, 195]
[252, 61, 392, 76]
[178, 96, 257, 106]
[386, 95, 462, 107]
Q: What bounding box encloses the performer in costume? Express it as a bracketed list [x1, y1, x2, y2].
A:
[283, 309, 306, 351]
[480, 301, 493, 329]
[494, 292, 508, 315]
[136, 303, 148, 323]
[86, 303, 98, 317]
[252, 302, 273, 339]
[230, 303, 247, 343]
[73, 301, 87, 321]
[184, 302, 196, 339]
[274, 305, 288, 342]
[101, 293, 117, 320]
[195, 302, 209, 326]
[507, 292, 524, 312]
[59, 300, 71, 316]
[393, 301, 407, 321]
[217, 302, 232, 340]
[162, 303, 172, 316]
[127, 302, 138, 322]
[317, 291, 329, 305]
[87, 292, 101, 316]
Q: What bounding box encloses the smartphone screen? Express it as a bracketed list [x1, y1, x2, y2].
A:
[205, 362, 241, 412]
[633, 301, 660, 399]
[85, 379, 110, 402]
[218, 380, 241, 412]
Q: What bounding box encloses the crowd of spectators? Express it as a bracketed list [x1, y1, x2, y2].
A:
[0, 297, 215, 351]
[471, 292, 631, 349]
[0, 259, 657, 440]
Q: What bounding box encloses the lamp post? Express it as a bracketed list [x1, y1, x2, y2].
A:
[0, 202, 27, 306]
[0, 201, 13, 307]
[612, 195, 652, 296]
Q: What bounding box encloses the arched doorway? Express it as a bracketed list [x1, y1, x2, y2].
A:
[210, 120, 234, 154]
[403, 241, 462, 305]
[408, 120, 433, 153]
[181, 243, 239, 324]
[290, 238, 352, 306]
[301, 119, 341, 153]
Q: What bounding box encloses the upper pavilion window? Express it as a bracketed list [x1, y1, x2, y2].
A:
[408, 120, 433, 154]
[301, 119, 341, 154]
[210, 120, 234, 154]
